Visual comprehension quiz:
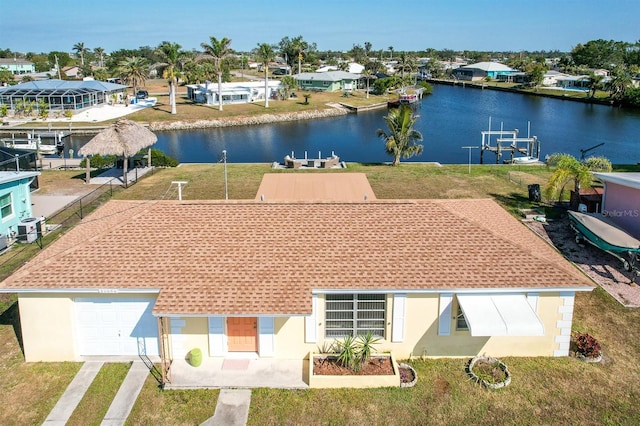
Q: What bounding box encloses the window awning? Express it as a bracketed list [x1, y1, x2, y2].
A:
[457, 294, 544, 336]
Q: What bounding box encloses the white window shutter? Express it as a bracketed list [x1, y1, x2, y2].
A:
[258, 317, 275, 357]
[208, 317, 226, 356]
[392, 294, 406, 342]
[438, 293, 453, 336]
[305, 294, 318, 343]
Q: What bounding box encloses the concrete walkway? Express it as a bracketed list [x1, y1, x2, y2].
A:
[101, 361, 149, 426]
[201, 389, 252, 426]
[43, 361, 103, 425]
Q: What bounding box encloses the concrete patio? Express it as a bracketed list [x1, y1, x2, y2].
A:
[164, 357, 309, 389]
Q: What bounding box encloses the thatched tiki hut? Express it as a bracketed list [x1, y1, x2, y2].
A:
[78, 119, 157, 186]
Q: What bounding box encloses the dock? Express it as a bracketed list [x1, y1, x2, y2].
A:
[479, 129, 541, 164]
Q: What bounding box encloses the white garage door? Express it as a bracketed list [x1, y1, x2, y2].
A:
[75, 297, 159, 356]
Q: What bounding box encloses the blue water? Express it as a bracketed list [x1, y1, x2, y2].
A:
[66, 84, 640, 164]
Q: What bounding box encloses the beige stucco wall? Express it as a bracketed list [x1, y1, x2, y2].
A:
[170, 317, 209, 360]
[18, 292, 160, 362]
[170, 292, 573, 361]
[18, 293, 76, 362]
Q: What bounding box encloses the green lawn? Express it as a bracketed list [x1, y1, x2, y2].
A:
[1, 163, 640, 424]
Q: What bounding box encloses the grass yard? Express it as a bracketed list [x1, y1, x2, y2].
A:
[1, 163, 640, 424]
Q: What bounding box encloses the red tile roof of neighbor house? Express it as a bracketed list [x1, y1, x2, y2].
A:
[0, 197, 594, 316]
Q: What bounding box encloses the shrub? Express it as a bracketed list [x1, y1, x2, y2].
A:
[79, 154, 117, 169]
[574, 332, 601, 358]
[147, 148, 178, 167]
[334, 332, 381, 372]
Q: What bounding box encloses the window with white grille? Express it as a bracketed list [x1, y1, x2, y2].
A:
[0, 193, 13, 219]
[325, 294, 385, 338]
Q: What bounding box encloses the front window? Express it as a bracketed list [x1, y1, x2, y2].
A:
[456, 304, 468, 331]
[0, 193, 13, 219]
[325, 294, 385, 338]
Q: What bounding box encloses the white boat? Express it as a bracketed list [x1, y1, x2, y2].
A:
[2, 135, 58, 155]
[511, 156, 539, 164]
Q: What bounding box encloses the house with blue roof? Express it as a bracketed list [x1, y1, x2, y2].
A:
[452, 62, 516, 81]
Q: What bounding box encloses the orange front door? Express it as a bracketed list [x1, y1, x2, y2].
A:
[227, 317, 258, 351]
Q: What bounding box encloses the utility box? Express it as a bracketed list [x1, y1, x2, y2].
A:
[17, 217, 39, 243]
[0, 233, 7, 251]
[528, 184, 541, 202]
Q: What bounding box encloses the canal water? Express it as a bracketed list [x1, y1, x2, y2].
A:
[65, 84, 640, 165]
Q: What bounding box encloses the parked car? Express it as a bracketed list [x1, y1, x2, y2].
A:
[272, 69, 288, 76]
[136, 90, 149, 99]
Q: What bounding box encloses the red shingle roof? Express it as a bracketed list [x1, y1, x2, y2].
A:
[0, 198, 593, 315]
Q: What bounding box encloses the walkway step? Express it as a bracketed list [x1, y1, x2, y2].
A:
[201, 389, 251, 426]
[43, 361, 103, 425]
[101, 361, 149, 426]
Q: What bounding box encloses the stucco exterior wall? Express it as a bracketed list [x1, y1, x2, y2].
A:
[18, 293, 76, 362]
[173, 292, 572, 360]
[602, 182, 640, 238]
[170, 317, 209, 360]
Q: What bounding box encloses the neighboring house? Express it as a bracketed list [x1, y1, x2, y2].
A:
[452, 62, 516, 81]
[555, 75, 590, 91]
[0, 171, 41, 242]
[294, 71, 359, 92]
[543, 71, 572, 87]
[186, 80, 282, 106]
[62, 66, 80, 79]
[593, 172, 640, 238]
[0, 58, 35, 75]
[0, 173, 594, 374]
[0, 79, 127, 113]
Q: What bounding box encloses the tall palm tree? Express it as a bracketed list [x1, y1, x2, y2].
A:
[376, 104, 423, 166]
[544, 153, 612, 209]
[608, 66, 632, 101]
[200, 36, 232, 111]
[73, 42, 88, 66]
[255, 43, 275, 108]
[292, 38, 307, 75]
[585, 72, 605, 98]
[156, 41, 183, 114]
[388, 46, 394, 60]
[362, 69, 373, 99]
[118, 56, 149, 100]
[94, 47, 105, 68]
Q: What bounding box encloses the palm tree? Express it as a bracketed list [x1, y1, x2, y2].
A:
[388, 46, 394, 60]
[292, 38, 307, 75]
[280, 75, 297, 99]
[362, 69, 373, 99]
[156, 41, 183, 115]
[200, 36, 232, 111]
[545, 153, 612, 209]
[255, 43, 275, 108]
[376, 104, 424, 166]
[585, 72, 605, 98]
[118, 56, 149, 100]
[73, 42, 88, 66]
[608, 66, 632, 101]
[94, 47, 105, 68]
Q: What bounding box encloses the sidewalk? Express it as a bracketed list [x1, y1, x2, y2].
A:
[43, 361, 103, 425]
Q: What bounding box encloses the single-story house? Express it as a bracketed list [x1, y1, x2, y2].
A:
[0, 173, 594, 383]
[0, 171, 41, 244]
[186, 80, 282, 106]
[452, 62, 516, 81]
[0, 58, 35, 75]
[555, 75, 590, 91]
[294, 71, 359, 92]
[543, 71, 572, 87]
[0, 79, 128, 113]
[593, 172, 640, 238]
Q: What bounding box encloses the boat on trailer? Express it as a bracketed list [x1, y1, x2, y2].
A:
[568, 210, 640, 274]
